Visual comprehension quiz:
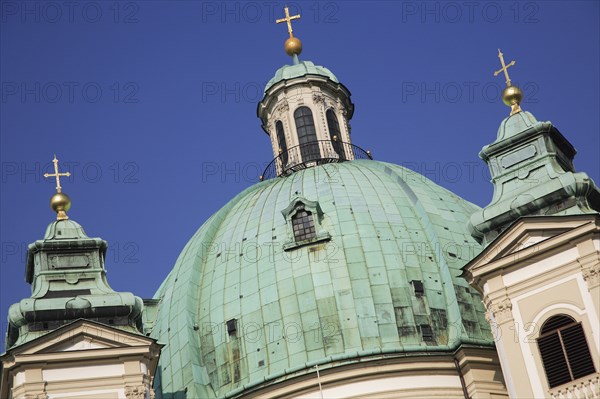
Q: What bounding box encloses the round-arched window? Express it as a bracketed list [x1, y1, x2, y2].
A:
[537, 314, 596, 388]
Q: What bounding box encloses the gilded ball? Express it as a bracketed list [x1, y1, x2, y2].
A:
[50, 192, 71, 213]
[502, 85, 523, 107]
[284, 37, 302, 56]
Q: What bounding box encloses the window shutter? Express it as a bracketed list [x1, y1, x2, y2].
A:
[538, 333, 572, 388]
[562, 323, 596, 380]
[538, 315, 597, 389]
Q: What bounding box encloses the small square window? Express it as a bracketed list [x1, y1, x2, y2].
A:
[412, 280, 424, 296]
[226, 319, 237, 336]
[420, 324, 434, 342]
[292, 209, 316, 242]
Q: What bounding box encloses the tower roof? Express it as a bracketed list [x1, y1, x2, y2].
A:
[264, 58, 339, 93]
[43, 219, 88, 240]
[469, 110, 600, 245]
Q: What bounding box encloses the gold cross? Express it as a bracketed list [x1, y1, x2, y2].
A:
[494, 49, 516, 87]
[276, 6, 301, 38]
[44, 154, 71, 193]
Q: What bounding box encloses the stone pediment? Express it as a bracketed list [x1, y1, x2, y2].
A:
[5, 319, 155, 357]
[44, 336, 116, 352]
[495, 226, 571, 259]
[463, 214, 599, 284]
[1, 319, 162, 399]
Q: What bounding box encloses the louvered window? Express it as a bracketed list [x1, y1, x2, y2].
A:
[537, 315, 596, 388]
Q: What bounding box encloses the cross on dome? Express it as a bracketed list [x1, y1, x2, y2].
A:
[44, 154, 71, 193]
[494, 49, 516, 87]
[276, 6, 301, 38]
[43, 154, 72, 220]
[275, 7, 303, 57]
[493, 49, 523, 116]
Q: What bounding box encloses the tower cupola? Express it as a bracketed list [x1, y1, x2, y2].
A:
[5, 155, 145, 349]
[258, 7, 369, 179]
[469, 50, 600, 245]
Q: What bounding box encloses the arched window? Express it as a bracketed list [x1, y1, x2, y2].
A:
[294, 107, 320, 162]
[326, 109, 345, 160]
[537, 314, 596, 388]
[275, 121, 288, 167]
[291, 206, 316, 242]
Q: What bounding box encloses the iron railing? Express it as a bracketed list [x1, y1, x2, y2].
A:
[260, 140, 372, 181]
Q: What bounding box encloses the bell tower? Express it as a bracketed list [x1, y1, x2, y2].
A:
[469, 50, 600, 245]
[464, 51, 600, 399]
[2, 155, 160, 399]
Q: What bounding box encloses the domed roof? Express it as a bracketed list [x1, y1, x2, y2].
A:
[43, 219, 88, 240]
[494, 110, 539, 142]
[264, 59, 338, 92]
[152, 160, 493, 399]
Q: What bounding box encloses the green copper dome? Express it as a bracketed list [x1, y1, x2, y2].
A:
[264, 59, 338, 92]
[152, 160, 493, 399]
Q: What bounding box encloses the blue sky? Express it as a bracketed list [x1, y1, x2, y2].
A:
[1, 1, 598, 352]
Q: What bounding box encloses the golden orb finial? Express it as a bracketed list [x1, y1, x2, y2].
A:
[43, 154, 72, 220]
[50, 192, 72, 220]
[493, 49, 522, 116]
[276, 7, 302, 57]
[502, 85, 523, 114]
[285, 37, 302, 56]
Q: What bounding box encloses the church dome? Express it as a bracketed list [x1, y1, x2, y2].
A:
[264, 59, 339, 92]
[152, 160, 493, 398]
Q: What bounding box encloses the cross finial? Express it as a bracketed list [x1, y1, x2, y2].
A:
[493, 48, 516, 87]
[43, 154, 72, 220]
[44, 154, 71, 193]
[275, 6, 303, 57]
[493, 49, 524, 116]
[276, 6, 301, 38]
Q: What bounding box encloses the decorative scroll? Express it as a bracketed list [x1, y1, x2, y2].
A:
[582, 263, 600, 289]
[485, 296, 514, 324]
[125, 385, 148, 399]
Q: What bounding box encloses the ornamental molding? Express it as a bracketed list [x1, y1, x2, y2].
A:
[312, 93, 325, 104]
[281, 197, 323, 221]
[275, 101, 289, 115]
[318, 101, 327, 140]
[581, 262, 600, 289]
[125, 385, 148, 399]
[25, 395, 48, 399]
[486, 296, 514, 324]
[483, 296, 493, 324]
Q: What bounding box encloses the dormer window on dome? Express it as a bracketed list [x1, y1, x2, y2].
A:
[282, 198, 330, 250]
